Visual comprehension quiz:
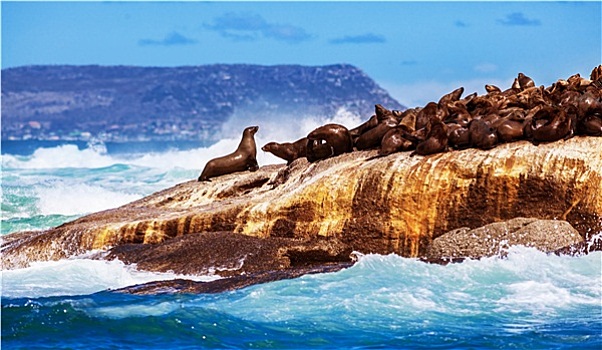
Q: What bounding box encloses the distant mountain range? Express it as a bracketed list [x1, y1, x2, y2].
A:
[1, 64, 404, 142]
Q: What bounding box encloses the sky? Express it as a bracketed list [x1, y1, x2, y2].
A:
[1, 1, 601, 107]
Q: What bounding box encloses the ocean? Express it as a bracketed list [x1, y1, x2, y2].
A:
[2, 114, 601, 349]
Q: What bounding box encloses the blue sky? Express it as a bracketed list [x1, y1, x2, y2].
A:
[2, 1, 601, 107]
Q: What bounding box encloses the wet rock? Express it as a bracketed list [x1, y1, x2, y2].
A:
[105, 231, 353, 277]
[424, 218, 584, 259]
[111, 263, 353, 295]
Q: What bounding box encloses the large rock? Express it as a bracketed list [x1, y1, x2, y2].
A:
[2, 137, 601, 271]
[424, 218, 583, 259]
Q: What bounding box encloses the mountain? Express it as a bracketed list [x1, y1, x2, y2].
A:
[1, 64, 404, 142]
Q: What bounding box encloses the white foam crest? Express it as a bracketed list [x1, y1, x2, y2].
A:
[1, 257, 220, 299]
[497, 281, 577, 314]
[36, 182, 142, 216]
[2, 144, 116, 169]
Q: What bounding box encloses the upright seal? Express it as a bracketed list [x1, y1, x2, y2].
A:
[198, 126, 259, 181]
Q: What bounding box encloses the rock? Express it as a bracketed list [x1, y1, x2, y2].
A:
[104, 231, 353, 277]
[2, 137, 601, 272]
[424, 218, 583, 259]
[112, 263, 353, 295]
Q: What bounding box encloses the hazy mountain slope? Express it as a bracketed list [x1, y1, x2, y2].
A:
[1, 64, 404, 141]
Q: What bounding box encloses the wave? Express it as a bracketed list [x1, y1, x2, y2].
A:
[1, 257, 220, 299]
[208, 247, 601, 324]
[1, 108, 364, 171]
[3, 247, 599, 315]
[3, 248, 600, 349]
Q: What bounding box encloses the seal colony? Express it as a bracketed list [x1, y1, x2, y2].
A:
[252, 65, 601, 168]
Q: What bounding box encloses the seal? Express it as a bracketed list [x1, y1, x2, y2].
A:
[198, 126, 259, 181]
[438, 87, 464, 117]
[379, 125, 414, 156]
[446, 123, 470, 149]
[591, 65, 602, 88]
[577, 113, 602, 136]
[468, 119, 498, 150]
[518, 73, 535, 90]
[494, 117, 525, 143]
[350, 104, 398, 144]
[355, 117, 398, 151]
[485, 84, 502, 94]
[415, 102, 440, 130]
[528, 106, 575, 143]
[349, 114, 378, 140]
[375, 104, 397, 121]
[412, 120, 448, 156]
[306, 123, 353, 162]
[262, 137, 307, 165]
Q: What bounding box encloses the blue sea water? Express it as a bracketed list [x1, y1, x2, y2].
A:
[1, 134, 601, 349]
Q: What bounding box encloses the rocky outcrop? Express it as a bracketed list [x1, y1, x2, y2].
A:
[2, 136, 601, 273]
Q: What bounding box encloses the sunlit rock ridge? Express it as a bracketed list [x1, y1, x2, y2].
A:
[3, 137, 601, 273]
[1, 64, 403, 141]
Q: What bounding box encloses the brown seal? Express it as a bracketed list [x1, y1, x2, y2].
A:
[578, 113, 602, 136]
[412, 120, 448, 156]
[415, 102, 441, 130]
[379, 125, 414, 156]
[468, 119, 498, 150]
[485, 84, 502, 94]
[527, 106, 575, 143]
[198, 126, 259, 181]
[306, 124, 353, 162]
[349, 114, 378, 140]
[494, 117, 525, 143]
[446, 123, 470, 149]
[350, 104, 398, 144]
[591, 65, 602, 88]
[355, 117, 398, 151]
[518, 73, 535, 90]
[497, 119, 524, 143]
[262, 137, 307, 165]
[438, 87, 464, 117]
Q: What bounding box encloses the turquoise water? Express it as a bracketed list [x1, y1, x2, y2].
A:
[2, 139, 601, 349]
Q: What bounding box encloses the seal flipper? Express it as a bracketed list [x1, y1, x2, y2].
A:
[247, 159, 259, 172]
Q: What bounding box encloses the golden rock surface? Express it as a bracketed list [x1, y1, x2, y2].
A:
[2, 137, 601, 270]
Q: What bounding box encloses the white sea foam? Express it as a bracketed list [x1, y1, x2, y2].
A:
[0, 257, 220, 299]
[36, 182, 142, 216]
[2, 144, 116, 169]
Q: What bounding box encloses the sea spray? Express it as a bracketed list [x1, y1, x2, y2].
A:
[1, 257, 221, 299]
